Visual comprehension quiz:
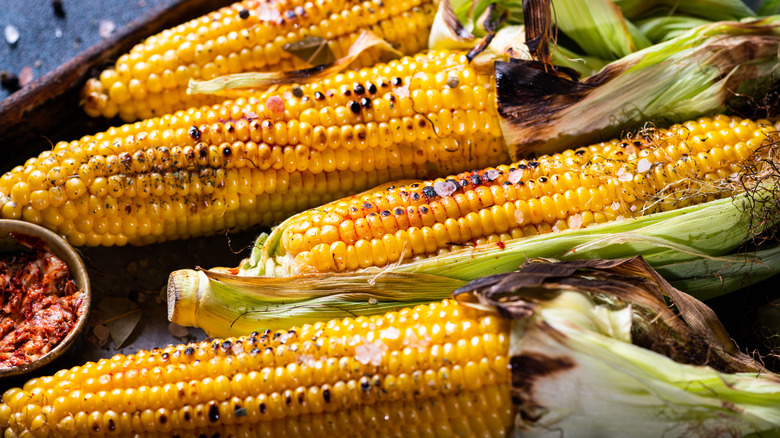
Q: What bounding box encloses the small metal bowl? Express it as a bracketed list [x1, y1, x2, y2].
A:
[0, 220, 91, 379]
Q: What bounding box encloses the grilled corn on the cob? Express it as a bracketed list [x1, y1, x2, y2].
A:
[81, 0, 438, 121]
[1, 50, 508, 247]
[0, 299, 515, 437]
[6, 259, 780, 437]
[258, 114, 775, 274]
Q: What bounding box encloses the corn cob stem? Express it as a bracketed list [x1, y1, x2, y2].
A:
[0, 299, 515, 437]
[1, 50, 508, 246]
[81, 0, 438, 121]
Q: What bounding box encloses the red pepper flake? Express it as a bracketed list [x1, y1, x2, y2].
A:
[266, 96, 285, 114]
[18, 66, 33, 87]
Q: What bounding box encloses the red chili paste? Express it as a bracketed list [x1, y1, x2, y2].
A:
[0, 234, 82, 368]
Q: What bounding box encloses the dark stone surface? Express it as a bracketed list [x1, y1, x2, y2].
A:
[0, 0, 173, 101]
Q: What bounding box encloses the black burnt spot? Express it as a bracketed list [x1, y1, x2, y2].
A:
[517, 163, 527, 170]
[221, 340, 232, 351]
[349, 100, 361, 114]
[239, 9, 250, 19]
[285, 9, 297, 19]
[360, 98, 371, 108]
[292, 86, 304, 98]
[446, 178, 460, 189]
[422, 186, 436, 198]
[380, 210, 391, 216]
[470, 174, 482, 185]
[575, 149, 586, 156]
[222, 145, 232, 156]
[323, 388, 331, 403]
[259, 402, 267, 413]
[411, 192, 420, 201]
[367, 82, 377, 94]
[419, 206, 429, 214]
[314, 91, 325, 101]
[189, 126, 201, 140]
[353, 83, 365, 95]
[208, 404, 220, 422]
[633, 141, 642, 147]
[360, 379, 371, 392]
[363, 202, 373, 209]
[198, 146, 208, 159]
[538, 176, 547, 183]
[394, 207, 404, 215]
[391, 77, 403, 86]
[184, 346, 194, 355]
[528, 161, 539, 168]
[459, 178, 469, 187]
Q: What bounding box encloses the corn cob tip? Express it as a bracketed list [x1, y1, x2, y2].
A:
[167, 269, 202, 327]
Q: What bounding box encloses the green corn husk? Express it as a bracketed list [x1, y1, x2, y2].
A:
[456, 256, 780, 437]
[167, 177, 780, 336]
[612, 0, 757, 21]
[498, 16, 780, 159]
[637, 15, 713, 43]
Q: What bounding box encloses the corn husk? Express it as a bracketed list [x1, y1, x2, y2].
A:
[455, 256, 780, 437]
[497, 17, 780, 159]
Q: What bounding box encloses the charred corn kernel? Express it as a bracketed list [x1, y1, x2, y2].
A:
[1, 300, 514, 437]
[3, 50, 510, 246]
[274, 116, 777, 272]
[81, 0, 438, 121]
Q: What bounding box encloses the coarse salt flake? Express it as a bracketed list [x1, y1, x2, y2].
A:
[266, 96, 285, 113]
[232, 343, 244, 355]
[637, 158, 652, 173]
[4, 25, 19, 45]
[354, 338, 388, 366]
[618, 172, 633, 182]
[729, 173, 740, 182]
[508, 168, 524, 184]
[611, 202, 620, 210]
[484, 169, 500, 181]
[514, 209, 525, 224]
[99, 20, 116, 38]
[394, 85, 410, 98]
[257, 3, 281, 21]
[381, 326, 401, 340]
[569, 213, 583, 229]
[244, 110, 258, 120]
[18, 66, 33, 87]
[433, 180, 457, 197]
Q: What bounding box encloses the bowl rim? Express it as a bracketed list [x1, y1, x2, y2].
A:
[0, 219, 91, 378]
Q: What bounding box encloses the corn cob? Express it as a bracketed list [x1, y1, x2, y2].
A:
[81, 0, 438, 122]
[262, 114, 774, 273]
[0, 50, 508, 247]
[0, 299, 515, 437]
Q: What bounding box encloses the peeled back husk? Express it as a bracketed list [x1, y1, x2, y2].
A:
[454, 256, 780, 437]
